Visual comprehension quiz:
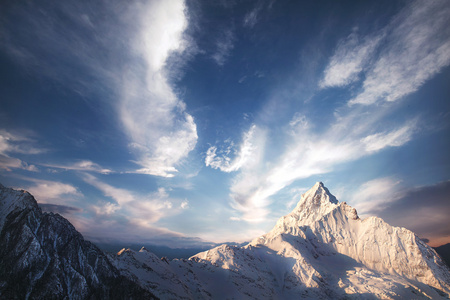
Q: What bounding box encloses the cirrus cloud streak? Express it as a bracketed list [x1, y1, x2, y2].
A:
[321, 0, 450, 106]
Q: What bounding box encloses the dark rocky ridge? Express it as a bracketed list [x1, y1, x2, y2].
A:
[0, 184, 156, 299]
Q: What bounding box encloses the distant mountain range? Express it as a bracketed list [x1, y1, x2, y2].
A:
[1, 182, 449, 299]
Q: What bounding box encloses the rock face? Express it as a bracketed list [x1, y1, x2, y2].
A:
[1, 182, 450, 299]
[0, 184, 155, 299]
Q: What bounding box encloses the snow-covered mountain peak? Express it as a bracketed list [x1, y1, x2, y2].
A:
[275, 182, 341, 229]
[297, 181, 338, 207]
[248, 183, 355, 245]
[0, 184, 40, 233]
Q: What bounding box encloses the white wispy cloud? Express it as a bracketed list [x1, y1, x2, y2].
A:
[118, 0, 198, 177]
[348, 177, 404, 216]
[349, 0, 450, 105]
[19, 177, 82, 204]
[205, 125, 262, 173]
[1, 0, 198, 178]
[83, 173, 187, 226]
[224, 106, 419, 222]
[362, 120, 417, 152]
[243, 0, 275, 28]
[321, 0, 450, 105]
[243, 4, 262, 28]
[0, 130, 45, 154]
[68, 213, 195, 247]
[0, 130, 110, 174]
[40, 160, 112, 174]
[180, 199, 189, 209]
[0, 130, 42, 171]
[0, 155, 37, 172]
[229, 137, 359, 222]
[0, 1, 117, 95]
[289, 113, 309, 131]
[320, 32, 383, 88]
[220, 0, 449, 222]
[212, 28, 235, 66]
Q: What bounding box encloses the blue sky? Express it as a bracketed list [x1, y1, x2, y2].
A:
[1, 0, 449, 247]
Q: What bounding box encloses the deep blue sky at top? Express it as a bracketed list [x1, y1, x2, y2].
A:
[0, 0, 449, 247]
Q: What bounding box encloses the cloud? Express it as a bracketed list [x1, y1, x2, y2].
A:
[20, 178, 82, 203]
[224, 106, 420, 222]
[69, 213, 195, 247]
[115, 0, 198, 178]
[243, 10, 258, 28]
[243, 0, 275, 28]
[92, 202, 120, 216]
[347, 177, 404, 216]
[74, 174, 199, 246]
[369, 180, 450, 247]
[0, 155, 38, 172]
[0, 130, 45, 155]
[320, 32, 383, 88]
[117, 0, 198, 178]
[347, 0, 450, 105]
[40, 203, 83, 215]
[205, 125, 262, 172]
[1, 0, 198, 178]
[83, 173, 187, 226]
[0, 131, 109, 174]
[243, 4, 263, 28]
[320, 1, 450, 105]
[361, 120, 417, 152]
[212, 28, 234, 66]
[0, 130, 43, 171]
[219, 0, 449, 222]
[40, 160, 112, 174]
[180, 200, 189, 209]
[127, 113, 198, 178]
[224, 116, 357, 221]
[0, 1, 118, 94]
[229, 138, 359, 222]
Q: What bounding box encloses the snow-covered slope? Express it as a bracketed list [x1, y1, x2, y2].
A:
[0, 184, 155, 299]
[115, 182, 450, 299]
